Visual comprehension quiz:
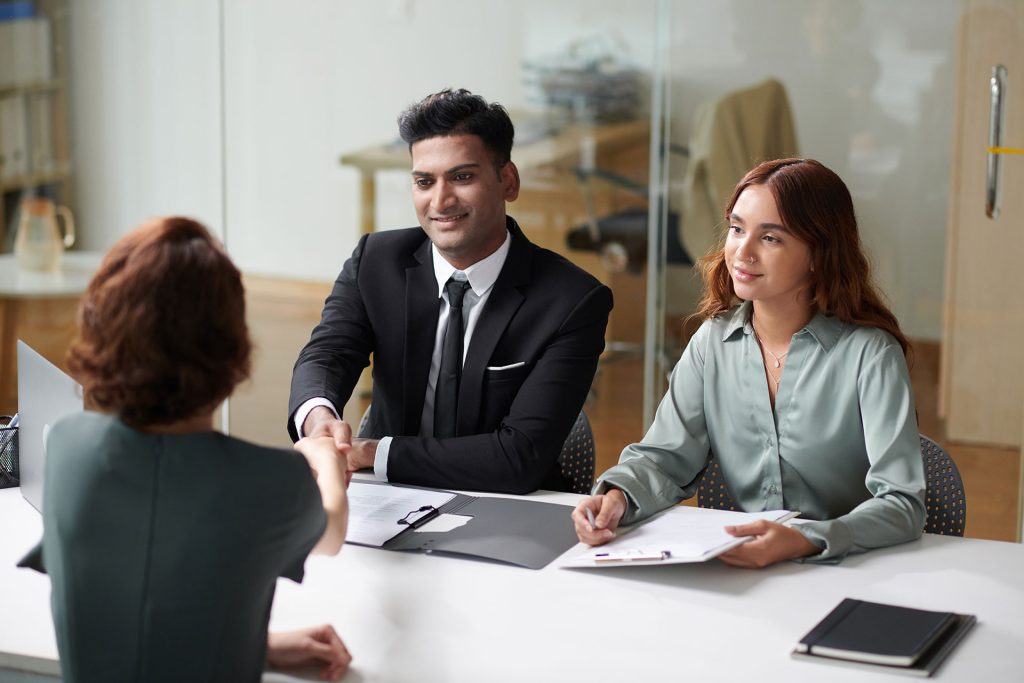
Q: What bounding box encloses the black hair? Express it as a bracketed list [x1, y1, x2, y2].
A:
[397, 88, 514, 167]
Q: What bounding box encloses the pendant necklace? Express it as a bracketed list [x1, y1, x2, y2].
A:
[752, 324, 789, 368]
[752, 326, 788, 388]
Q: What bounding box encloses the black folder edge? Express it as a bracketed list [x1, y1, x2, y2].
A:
[347, 480, 579, 570]
[790, 613, 977, 678]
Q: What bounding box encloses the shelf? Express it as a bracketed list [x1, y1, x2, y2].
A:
[0, 79, 64, 98]
[0, 163, 72, 192]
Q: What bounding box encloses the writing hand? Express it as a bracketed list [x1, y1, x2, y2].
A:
[571, 489, 626, 546]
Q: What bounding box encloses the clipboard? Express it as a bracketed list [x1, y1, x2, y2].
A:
[561, 506, 800, 568]
[348, 481, 579, 570]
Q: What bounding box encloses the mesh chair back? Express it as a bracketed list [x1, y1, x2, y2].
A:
[558, 411, 596, 495]
[696, 459, 738, 511]
[357, 404, 372, 438]
[697, 436, 969, 537]
[920, 435, 967, 537]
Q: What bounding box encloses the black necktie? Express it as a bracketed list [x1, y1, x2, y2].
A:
[434, 277, 471, 439]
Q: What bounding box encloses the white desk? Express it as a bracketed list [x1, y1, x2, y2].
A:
[2, 486, 1022, 681]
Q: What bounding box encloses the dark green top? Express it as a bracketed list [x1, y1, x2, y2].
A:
[21, 411, 326, 683]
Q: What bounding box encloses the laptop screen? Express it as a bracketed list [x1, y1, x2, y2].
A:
[16, 340, 83, 512]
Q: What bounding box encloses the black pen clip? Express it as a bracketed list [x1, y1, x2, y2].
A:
[397, 505, 440, 529]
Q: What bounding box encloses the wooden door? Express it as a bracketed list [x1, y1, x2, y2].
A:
[941, 0, 1024, 448]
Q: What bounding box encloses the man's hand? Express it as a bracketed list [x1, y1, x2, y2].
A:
[717, 520, 820, 568]
[267, 624, 351, 680]
[571, 489, 627, 546]
[303, 407, 351, 452]
[347, 438, 379, 472]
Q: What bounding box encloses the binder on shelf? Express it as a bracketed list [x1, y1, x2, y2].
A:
[792, 598, 977, 677]
[0, 96, 29, 180]
[346, 480, 579, 570]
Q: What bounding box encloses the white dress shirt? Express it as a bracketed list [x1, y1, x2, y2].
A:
[294, 230, 511, 481]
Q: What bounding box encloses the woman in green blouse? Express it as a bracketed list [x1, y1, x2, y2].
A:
[22, 217, 353, 681]
[573, 158, 925, 566]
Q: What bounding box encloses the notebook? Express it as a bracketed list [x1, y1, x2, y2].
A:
[792, 598, 976, 677]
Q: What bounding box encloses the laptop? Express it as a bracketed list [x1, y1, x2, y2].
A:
[16, 340, 83, 511]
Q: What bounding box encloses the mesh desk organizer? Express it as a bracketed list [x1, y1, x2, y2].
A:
[1, 416, 18, 488]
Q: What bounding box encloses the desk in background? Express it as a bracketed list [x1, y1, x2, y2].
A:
[2, 486, 1022, 681]
[339, 116, 650, 236]
[0, 252, 102, 414]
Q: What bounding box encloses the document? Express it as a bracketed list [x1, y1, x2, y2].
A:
[345, 481, 455, 547]
[561, 505, 799, 568]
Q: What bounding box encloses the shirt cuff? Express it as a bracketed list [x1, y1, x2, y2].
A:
[373, 436, 393, 481]
[294, 397, 339, 438]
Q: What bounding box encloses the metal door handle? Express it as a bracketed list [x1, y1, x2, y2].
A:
[987, 65, 1007, 219]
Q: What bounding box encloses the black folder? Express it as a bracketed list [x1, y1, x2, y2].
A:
[352, 481, 579, 570]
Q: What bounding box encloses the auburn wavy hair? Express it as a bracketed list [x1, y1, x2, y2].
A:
[67, 217, 251, 427]
[694, 158, 911, 359]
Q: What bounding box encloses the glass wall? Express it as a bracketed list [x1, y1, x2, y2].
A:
[31, 0, 1021, 539]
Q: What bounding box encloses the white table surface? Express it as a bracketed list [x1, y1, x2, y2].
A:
[2, 486, 1022, 682]
[0, 253, 104, 298]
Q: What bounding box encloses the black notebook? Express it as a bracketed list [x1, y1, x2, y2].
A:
[792, 598, 976, 677]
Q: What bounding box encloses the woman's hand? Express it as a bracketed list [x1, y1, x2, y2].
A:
[717, 520, 820, 568]
[267, 624, 352, 680]
[571, 489, 627, 546]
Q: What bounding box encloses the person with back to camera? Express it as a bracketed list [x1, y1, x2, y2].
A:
[19, 217, 353, 681]
[572, 158, 926, 566]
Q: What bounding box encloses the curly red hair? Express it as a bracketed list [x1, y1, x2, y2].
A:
[68, 217, 251, 427]
[694, 158, 911, 359]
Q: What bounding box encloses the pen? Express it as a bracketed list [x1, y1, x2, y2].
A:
[594, 550, 672, 562]
[585, 507, 598, 530]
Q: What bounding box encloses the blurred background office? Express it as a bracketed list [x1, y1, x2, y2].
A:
[1, 0, 1019, 542]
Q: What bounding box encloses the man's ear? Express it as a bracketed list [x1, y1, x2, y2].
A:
[501, 161, 521, 202]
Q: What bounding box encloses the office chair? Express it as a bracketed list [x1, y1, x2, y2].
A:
[357, 405, 596, 495]
[696, 435, 968, 537]
[919, 435, 967, 537]
[558, 410, 596, 495]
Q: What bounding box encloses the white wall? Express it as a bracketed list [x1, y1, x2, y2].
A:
[68, 0, 956, 339]
[69, 0, 223, 245]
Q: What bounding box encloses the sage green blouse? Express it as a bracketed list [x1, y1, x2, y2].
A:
[596, 301, 926, 561]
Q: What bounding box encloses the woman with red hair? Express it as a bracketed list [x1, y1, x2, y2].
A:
[21, 217, 352, 680]
[573, 158, 925, 567]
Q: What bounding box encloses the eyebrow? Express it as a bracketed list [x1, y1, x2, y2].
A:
[729, 212, 790, 233]
[411, 163, 481, 178]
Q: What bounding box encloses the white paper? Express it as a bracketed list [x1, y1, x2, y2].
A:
[413, 513, 473, 533]
[345, 482, 456, 547]
[563, 506, 799, 567]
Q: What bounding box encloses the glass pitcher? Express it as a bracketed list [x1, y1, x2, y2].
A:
[13, 197, 76, 272]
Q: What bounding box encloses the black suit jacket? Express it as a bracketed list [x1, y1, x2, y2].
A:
[288, 218, 612, 493]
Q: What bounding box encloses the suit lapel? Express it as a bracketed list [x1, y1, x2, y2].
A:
[458, 220, 533, 434]
[404, 239, 440, 435]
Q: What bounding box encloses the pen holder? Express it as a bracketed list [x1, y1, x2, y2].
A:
[0, 416, 18, 489]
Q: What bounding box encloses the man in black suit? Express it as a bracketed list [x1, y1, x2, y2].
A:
[288, 88, 612, 494]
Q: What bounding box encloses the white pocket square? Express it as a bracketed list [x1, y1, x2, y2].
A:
[486, 361, 526, 371]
